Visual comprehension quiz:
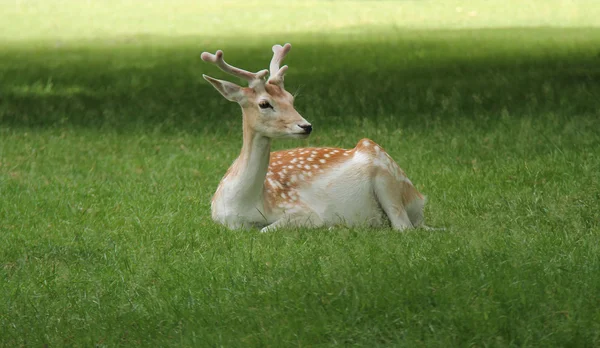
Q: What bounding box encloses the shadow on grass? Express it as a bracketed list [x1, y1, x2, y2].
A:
[1, 27, 599, 133]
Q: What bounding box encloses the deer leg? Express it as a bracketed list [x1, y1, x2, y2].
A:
[260, 210, 323, 233]
[373, 169, 420, 231]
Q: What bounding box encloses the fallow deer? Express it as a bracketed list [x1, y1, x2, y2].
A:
[201, 43, 428, 232]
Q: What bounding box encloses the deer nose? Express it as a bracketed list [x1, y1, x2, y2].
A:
[299, 124, 312, 134]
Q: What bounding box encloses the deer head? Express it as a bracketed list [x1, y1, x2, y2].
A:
[201, 43, 312, 139]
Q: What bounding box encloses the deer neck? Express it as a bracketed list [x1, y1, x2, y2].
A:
[226, 115, 271, 205]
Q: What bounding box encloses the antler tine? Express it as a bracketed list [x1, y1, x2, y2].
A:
[268, 43, 292, 84]
[201, 50, 268, 82]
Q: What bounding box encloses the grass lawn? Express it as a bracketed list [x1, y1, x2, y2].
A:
[1, 0, 600, 346]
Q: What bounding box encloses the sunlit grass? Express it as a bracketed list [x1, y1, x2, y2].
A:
[1, 0, 599, 43]
[1, 0, 600, 346]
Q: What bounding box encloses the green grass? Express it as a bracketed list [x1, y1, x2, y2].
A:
[1, 0, 600, 346]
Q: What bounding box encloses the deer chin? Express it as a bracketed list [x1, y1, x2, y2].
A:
[265, 134, 307, 140]
[276, 131, 311, 139]
[262, 127, 311, 139]
[254, 128, 308, 139]
[285, 132, 310, 139]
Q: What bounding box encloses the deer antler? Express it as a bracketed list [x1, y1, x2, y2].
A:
[268, 43, 292, 85]
[201, 50, 269, 82]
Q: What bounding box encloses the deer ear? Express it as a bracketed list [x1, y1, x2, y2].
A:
[203, 75, 245, 102]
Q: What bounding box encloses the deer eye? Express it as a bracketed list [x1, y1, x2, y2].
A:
[258, 101, 273, 110]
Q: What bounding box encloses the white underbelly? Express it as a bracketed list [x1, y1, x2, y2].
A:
[297, 159, 387, 227]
